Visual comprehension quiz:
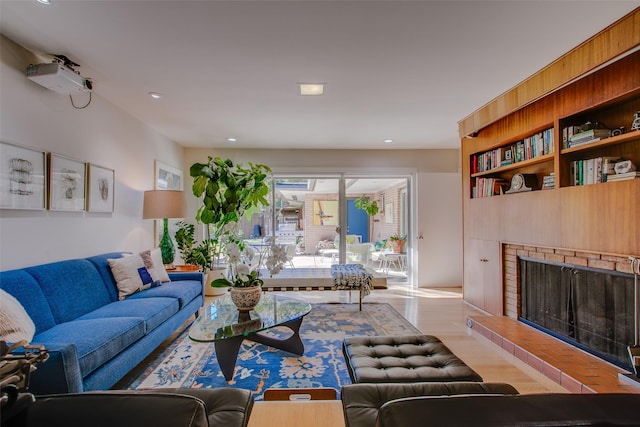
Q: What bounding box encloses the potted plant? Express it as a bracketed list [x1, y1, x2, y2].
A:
[355, 195, 379, 216]
[174, 221, 212, 271]
[211, 234, 287, 311]
[389, 233, 407, 253]
[190, 157, 272, 295]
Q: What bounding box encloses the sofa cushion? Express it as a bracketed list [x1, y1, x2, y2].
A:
[26, 259, 112, 324]
[127, 280, 202, 309]
[77, 297, 179, 333]
[34, 317, 145, 377]
[0, 288, 36, 342]
[0, 269, 57, 334]
[86, 252, 131, 302]
[108, 251, 162, 300]
[150, 248, 171, 283]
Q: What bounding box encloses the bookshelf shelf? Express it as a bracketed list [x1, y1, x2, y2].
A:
[471, 153, 554, 178]
[560, 129, 640, 155]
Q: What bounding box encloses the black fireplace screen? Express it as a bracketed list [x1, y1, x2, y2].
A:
[519, 256, 635, 370]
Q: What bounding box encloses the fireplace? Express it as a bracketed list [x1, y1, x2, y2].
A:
[519, 256, 635, 370]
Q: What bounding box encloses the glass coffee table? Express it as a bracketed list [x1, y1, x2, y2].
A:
[189, 292, 312, 381]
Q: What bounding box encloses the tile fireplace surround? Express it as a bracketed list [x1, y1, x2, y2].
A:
[468, 243, 640, 394]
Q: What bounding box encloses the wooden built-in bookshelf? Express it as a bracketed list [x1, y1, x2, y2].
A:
[458, 8, 640, 315]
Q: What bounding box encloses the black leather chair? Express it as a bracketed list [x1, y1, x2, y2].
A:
[341, 381, 518, 427]
[13, 388, 253, 427]
[375, 393, 640, 427]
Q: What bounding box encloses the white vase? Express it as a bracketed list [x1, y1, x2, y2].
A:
[229, 286, 262, 312]
[205, 267, 228, 296]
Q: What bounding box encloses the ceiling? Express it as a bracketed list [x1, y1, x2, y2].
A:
[1, 1, 637, 150]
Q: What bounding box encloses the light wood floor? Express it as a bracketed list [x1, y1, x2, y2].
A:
[263, 285, 567, 394]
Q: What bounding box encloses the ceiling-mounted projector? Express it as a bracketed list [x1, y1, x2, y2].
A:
[26, 62, 92, 95]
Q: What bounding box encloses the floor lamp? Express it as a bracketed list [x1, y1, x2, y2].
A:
[143, 190, 186, 268]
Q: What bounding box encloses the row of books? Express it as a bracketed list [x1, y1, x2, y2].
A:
[562, 126, 610, 149]
[472, 177, 507, 198]
[471, 128, 554, 174]
[569, 156, 620, 186]
[607, 171, 640, 182]
[541, 173, 555, 190]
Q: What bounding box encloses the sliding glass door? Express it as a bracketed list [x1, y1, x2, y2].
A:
[235, 173, 412, 285]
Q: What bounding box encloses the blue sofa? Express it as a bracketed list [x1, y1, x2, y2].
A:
[0, 252, 204, 395]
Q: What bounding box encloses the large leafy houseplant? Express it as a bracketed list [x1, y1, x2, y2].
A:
[190, 157, 271, 270]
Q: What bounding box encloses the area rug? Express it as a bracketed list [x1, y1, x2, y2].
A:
[126, 302, 421, 400]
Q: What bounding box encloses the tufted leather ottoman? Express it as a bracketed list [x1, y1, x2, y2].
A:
[342, 335, 483, 383]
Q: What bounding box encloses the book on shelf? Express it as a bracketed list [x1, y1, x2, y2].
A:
[541, 173, 555, 190]
[607, 171, 640, 182]
[473, 127, 554, 173]
[570, 157, 626, 186]
[473, 177, 507, 198]
[567, 129, 610, 148]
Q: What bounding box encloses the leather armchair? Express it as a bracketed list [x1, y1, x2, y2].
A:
[341, 381, 518, 427]
[375, 393, 640, 427]
[15, 388, 253, 427]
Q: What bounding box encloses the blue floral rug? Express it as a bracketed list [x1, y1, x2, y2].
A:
[126, 302, 421, 400]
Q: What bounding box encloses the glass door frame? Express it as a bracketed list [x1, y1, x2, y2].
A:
[268, 172, 415, 287]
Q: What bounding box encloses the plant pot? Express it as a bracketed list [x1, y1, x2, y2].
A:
[229, 285, 262, 312]
[390, 240, 406, 253]
[206, 267, 229, 296]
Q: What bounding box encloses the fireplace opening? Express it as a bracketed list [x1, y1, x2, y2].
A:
[519, 256, 635, 371]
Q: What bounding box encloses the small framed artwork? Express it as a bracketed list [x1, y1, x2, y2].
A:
[313, 200, 339, 226]
[155, 160, 183, 191]
[87, 163, 114, 213]
[49, 153, 86, 211]
[385, 203, 394, 223]
[0, 141, 47, 210]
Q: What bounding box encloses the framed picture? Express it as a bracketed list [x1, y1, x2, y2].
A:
[155, 160, 183, 191]
[385, 203, 393, 223]
[0, 141, 47, 210]
[49, 153, 86, 211]
[312, 200, 338, 226]
[87, 164, 115, 213]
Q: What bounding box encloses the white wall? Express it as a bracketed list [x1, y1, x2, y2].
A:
[0, 35, 463, 286]
[183, 148, 463, 287]
[0, 36, 183, 270]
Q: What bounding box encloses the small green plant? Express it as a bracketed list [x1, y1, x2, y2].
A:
[174, 221, 213, 272]
[389, 233, 407, 241]
[355, 195, 379, 216]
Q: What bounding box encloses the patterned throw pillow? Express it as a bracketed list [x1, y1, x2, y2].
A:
[150, 248, 171, 282]
[108, 250, 161, 300]
[0, 288, 36, 342]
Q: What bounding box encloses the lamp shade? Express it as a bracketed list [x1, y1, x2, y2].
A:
[142, 190, 185, 219]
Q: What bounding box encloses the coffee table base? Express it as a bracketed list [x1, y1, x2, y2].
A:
[214, 316, 305, 381]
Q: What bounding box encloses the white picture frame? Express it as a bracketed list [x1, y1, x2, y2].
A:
[88, 163, 115, 213]
[49, 153, 86, 211]
[385, 203, 393, 223]
[0, 141, 47, 210]
[155, 160, 183, 191]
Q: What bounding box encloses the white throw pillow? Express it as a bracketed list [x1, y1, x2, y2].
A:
[150, 248, 171, 282]
[108, 250, 161, 300]
[0, 288, 36, 342]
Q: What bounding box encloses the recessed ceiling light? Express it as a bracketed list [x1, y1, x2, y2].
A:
[298, 83, 325, 96]
[227, 138, 237, 143]
[384, 139, 393, 144]
[36, 0, 51, 4]
[148, 92, 163, 99]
